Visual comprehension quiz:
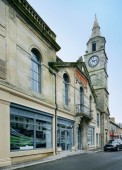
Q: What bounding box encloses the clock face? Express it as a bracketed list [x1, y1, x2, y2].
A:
[88, 55, 99, 67]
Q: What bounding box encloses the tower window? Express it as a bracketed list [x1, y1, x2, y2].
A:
[92, 42, 96, 52]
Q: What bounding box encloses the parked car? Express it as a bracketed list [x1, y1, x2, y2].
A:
[104, 139, 122, 151]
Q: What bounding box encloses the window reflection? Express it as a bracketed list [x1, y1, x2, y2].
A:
[10, 114, 52, 151]
[57, 124, 74, 151]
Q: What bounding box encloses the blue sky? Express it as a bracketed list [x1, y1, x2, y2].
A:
[28, 0, 122, 123]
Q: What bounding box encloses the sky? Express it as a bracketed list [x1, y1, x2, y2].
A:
[28, 0, 122, 123]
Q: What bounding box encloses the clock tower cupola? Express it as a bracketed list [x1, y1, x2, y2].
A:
[84, 16, 108, 90]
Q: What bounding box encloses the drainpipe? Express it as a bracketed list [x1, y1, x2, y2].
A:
[49, 69, 58, 155]
[54, 73, 58, 155]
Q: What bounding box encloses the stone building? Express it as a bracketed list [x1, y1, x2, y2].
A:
[109, 118, 122, 140]
[0, 0, 107, 168]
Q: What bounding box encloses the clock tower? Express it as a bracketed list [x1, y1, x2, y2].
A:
[84, 16, 109, 148]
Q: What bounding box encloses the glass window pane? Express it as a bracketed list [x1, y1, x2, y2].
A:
[88, 126, 94, 145]
[10, 119, 34, 151]
[36, 120, 52, 148]
[10, 107, 53, 151]
[31, 49, 41, 93]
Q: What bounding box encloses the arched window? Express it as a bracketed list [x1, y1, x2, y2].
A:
[89, 96, 92, 116]
[80, 86, 84, 112]
[31, 48, 41, 93]
[63, 73, 69, 106]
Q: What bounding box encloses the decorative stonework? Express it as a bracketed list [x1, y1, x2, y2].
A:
[75, 69, 88, 88]
[16, 0, 56, 40]
[9, 0, 60, 51]
[0, 58, 6, 79]
[9, 7, 16, 22]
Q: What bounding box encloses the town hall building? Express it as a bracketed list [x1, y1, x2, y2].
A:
[0, 0, 109, 167]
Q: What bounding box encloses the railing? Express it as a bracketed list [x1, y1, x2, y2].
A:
[75, 104, 92, 118]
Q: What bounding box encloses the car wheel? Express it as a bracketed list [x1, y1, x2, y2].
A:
[117, 147, 120, 151]
[104, 149, 107, 152]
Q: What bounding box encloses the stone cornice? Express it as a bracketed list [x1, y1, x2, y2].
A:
[0, 81, 56, 110]
[86, 36, 106, 45]
[84, 49, 108, 60]
[88, 67, 109, 77]
[8, 0, 61, 51]
[94, 87, 109, 95]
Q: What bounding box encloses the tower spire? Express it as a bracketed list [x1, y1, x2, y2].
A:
[91, 15, 101, 38]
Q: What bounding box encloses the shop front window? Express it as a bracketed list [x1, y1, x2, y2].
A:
[10, 116, 34, 150]
[36, 120, 52, 148]
[10, 105, 52, 151]
[57, 118, 74, 151]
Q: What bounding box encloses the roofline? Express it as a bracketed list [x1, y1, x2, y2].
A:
[8, 0, 61, 51]
[109, 120, 121, 128]
[49, 61, 97, 101]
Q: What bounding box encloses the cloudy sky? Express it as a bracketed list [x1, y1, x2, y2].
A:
[28, 0, 122, 123]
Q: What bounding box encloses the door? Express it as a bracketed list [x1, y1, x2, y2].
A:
[66, 130, 71, 150]
[60, 129, 72, 151]
[61, 129, 65, 150]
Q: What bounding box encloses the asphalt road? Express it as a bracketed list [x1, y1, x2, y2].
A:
[17, 151, 122, 170]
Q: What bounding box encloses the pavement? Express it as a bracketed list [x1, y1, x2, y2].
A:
[0, 149, 102, 170]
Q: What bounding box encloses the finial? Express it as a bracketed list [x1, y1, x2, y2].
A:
[93, 14, 99, 28]
[91, 15, 101, 37]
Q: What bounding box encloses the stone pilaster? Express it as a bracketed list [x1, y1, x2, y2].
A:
[0, 100, 11, 167]
[75, 116, 82, 150]
[81, 119, 90, 151]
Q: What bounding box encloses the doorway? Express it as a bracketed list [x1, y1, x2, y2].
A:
[58, 128, 72, 151]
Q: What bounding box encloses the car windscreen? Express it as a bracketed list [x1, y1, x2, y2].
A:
[111, 141, 118, 144]
[107, 140, 114, 144]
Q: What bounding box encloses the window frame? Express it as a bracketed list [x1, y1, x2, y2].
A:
[87, 126, 95, 145]
[80, 86, 84, 112]
[10, 104, 53, 151]
[92, 42, 96, 52]
[63, 73, 69, 106]
[89, 96, 92, 116]
[97, 113, 100, 127]
[31, 48, 41, 93]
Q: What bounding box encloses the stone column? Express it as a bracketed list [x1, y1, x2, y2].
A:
[75, 116, 82, 150]
[0, 100, 11, 167]
[81, 120, 88, 150]
[100, 113, 105, 148]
